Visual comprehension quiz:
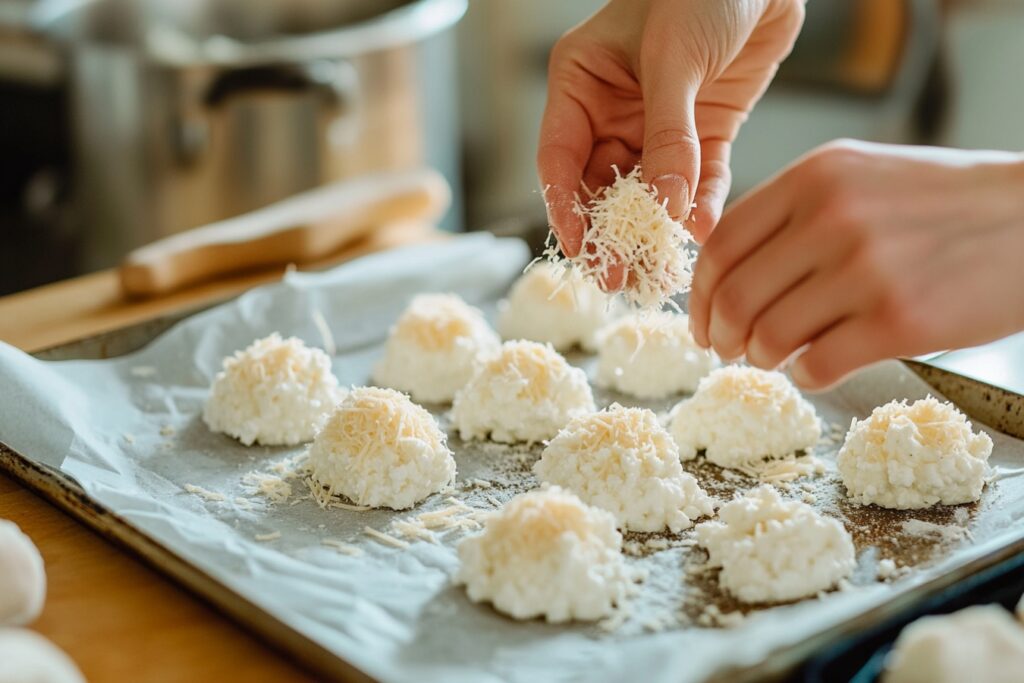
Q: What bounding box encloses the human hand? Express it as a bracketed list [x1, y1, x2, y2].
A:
[688, 139, 1024, 390]
[537, 0, 805, 289]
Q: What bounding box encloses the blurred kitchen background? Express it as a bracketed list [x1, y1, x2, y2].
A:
[2, 0, 1024, 296]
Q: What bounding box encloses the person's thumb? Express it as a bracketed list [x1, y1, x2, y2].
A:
[640, 59, 701, 223]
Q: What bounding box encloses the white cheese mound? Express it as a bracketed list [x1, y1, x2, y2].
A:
[595, 311, 718, 398]
[451, 340, 595, 444]
[307, 387, 456, 510]
[534, 404, 714, 532]
[696, 486, 855, 603]
[669, 366, 821, 469]
[373, 293, 500, 403]
[0, 628, 85, 683]
[544, 165, 696, 310]
[837, 397, 993, 509]
[882, 605, 1024, 683]
[497, 262, 614, 351]
[203, 333, 343, 446]
[0, 521, 46, 627]
[455, 486, 630, 623]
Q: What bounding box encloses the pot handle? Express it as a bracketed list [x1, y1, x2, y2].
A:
[119, 168, 450, 298]
[174, 60, 359, 165]
[202, 60, 358, 109]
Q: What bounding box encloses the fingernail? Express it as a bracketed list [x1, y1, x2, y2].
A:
[652, 174, 691, 220]
[790, 361, 811, 388]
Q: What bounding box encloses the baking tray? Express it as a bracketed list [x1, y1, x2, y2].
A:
[3, 295, 1024, 682]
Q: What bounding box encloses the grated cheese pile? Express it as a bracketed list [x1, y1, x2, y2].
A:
[202, 333, 343, 446]
[837, 397, 993, 509]
[307, 387, 456, 510]
[696, 485, 856, 603]
[670, 366, 821, 469]
[534, 404, 714, 532]
[0, 520, 46, 628]
[497, 261, 615, 351]
[455, 486, 630, 623]
[451, 340, 595, 444]
[595, 311, 718, 398]
[882, 605, 1024, 683]
[373, 293, 500, 403]
[544, 165, 695, 309]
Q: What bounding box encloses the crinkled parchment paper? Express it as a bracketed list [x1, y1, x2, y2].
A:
[2, 233, 1024, 683]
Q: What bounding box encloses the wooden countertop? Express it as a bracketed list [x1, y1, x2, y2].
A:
[0, 221, 440, 682]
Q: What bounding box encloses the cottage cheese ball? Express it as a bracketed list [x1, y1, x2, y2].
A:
[497, 262, 614, 351]
[670, 366, 821, 468]
[0, 629, 85, 683]
[0, 521, 45, 627]
[837, 397, 993, 510]
[203, 333, 343, 446]
[534, 405, 715, 532]
[882, 605, 1024, 683]
[696, 486, 856, 603]
[595, 311, 718, 398]
[307, 387, 455, 510]
[373, 293, 500, 403]
[451, 340, 595, 444]
[455, 486, 629, 623]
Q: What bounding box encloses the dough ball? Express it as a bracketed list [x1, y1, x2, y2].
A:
[837, 397, 992, 509]
[669, 366, 821, 468]
[0, 521, 45, 626]
[203, 333, 343, 446]
[451, 340, 595, 444]
[497, 262, 614, 351]
[455, 486, 629, 623]
[535, 404, 714, 532]
[373, 293, 499, 403]
[882, 605, 1024, 683]
[307, 387, 455, 510]
[0, 628, 84, 683]
[696, 485, 855, 603]
[595, 311, 718, 398]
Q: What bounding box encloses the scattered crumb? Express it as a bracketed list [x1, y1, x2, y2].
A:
[159, 424, 175, 437]
[122, 433, 135, 444]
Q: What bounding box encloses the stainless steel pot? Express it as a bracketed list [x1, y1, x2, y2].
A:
[36, 0, 466, 270]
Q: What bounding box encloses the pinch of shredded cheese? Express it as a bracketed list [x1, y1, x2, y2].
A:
[544, 165, 696, 310]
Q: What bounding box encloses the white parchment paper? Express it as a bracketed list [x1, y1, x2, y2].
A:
[2, 233, 1023, 683]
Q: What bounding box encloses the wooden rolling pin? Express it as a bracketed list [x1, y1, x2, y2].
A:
[120, 168, 451, 298]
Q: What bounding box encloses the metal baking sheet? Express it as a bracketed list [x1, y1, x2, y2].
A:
[2, 233, 1024, 683]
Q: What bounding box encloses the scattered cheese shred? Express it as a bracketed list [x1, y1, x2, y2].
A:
[242, 472, 293, 505]
[254, 531, 281, 542]
[363, 526, 410, 549]
[311, 309, 337, 357]
[544, 165, 695, 309]
[129, 365, 157, 378]
[184, 484, 225, 502]
[321, 539, 364, 556]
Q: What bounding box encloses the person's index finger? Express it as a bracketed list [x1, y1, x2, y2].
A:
[537, 91, 593, 257]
